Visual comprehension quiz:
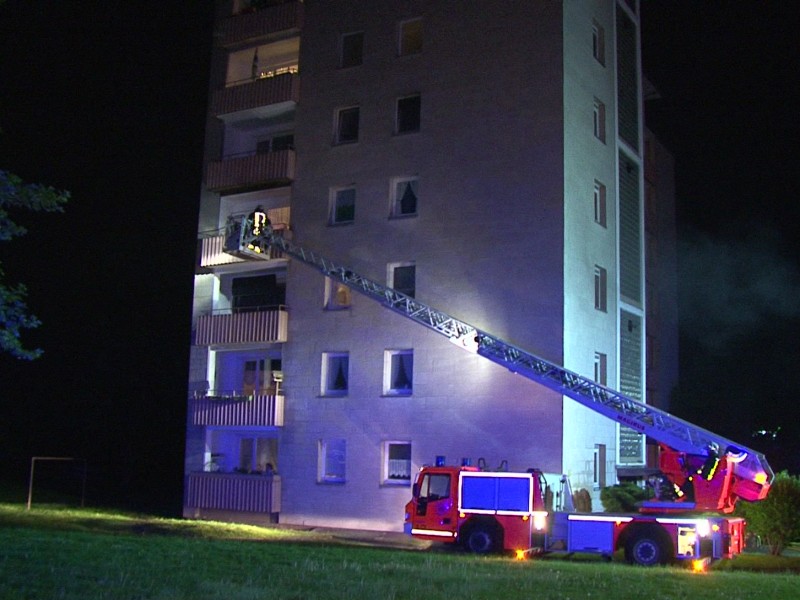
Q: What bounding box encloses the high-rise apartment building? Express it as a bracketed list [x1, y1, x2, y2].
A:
[184, 0, 677, 532]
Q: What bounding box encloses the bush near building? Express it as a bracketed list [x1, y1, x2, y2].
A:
[736, 471, 800, 556]
[600, 482, 652, 512]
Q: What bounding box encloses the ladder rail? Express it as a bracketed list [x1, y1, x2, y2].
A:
[233, 219, 773, 488]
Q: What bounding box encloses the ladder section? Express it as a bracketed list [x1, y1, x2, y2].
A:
[227, 217, 773, 494]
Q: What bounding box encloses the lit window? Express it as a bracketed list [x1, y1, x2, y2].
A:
[594, 352, 607, 386]
[594, 180, 607, 227]
[340, 32, 364, 68]
[398, 18, 422, 56]
[592, 21, 605, 66]
[594, 265, 607, 312]
[335, 106, 360, 144]
[318, 439, 346, 483]
[384, 349, 413, 395]
[593, 98, 606, 143]
[321, 352, 349, 395]
[389, 263, 415, 298]
[383, 441, 412, 484]
[391, 177, 418, 217]
[396, 95, 421, 134]
[324, 277, 351, 310]
[330, 187, 355, 224]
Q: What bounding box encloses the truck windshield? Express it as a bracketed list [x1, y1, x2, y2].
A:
[420, 474, 450, 500]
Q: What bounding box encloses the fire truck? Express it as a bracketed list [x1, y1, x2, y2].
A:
[230, 215, 774, 566]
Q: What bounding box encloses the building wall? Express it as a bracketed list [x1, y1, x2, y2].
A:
[561, 0, 621, 499]
[281, 0, 569, 530]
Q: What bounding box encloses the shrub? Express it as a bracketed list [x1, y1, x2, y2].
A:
[736, 471, 800, 555]
[600, 482, 652, 512]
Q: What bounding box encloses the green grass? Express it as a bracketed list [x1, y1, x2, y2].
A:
[1, 503, 799, 600]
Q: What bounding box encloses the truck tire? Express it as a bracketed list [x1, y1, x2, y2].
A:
[625, 527, 671, 566]
[463, 523, 499, 554]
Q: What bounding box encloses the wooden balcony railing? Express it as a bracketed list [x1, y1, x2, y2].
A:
[211, 72, 299, 117]
[185, 472, 281, 514]
[190, 393, 284, 427]
[205, 149, 295, 193]
[217, 1, 303, 47]
[195, 307, 288, 346]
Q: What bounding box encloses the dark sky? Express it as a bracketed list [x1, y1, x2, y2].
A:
[0, 2, 798, 511]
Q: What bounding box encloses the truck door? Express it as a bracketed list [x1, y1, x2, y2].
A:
[412, 471, 457, 538]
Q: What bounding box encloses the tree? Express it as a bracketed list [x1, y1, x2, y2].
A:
[736, 471, 800, 555]
[600, 482, 653, 512]
[0, 170, 69, 359]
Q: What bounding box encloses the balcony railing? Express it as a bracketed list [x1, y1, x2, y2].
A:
[190, 392, 284, 427]
[185, 472, 281, 514]
[205, 149, 295, 193]
[195, 306, 288, 346]
[218, 1, 303, 47]
[199, 235, 285, 268]
[211, 72, 299, 117]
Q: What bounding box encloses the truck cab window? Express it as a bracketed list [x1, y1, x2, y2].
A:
[420, 473, 450, 500]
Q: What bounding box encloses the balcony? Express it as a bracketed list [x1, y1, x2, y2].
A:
[190, 392, 284, 427]
[195, 307, 288, 346]
[212, 72, 299, 119]
[205, 149, 295, 193]
[218, 1, 303, 47]
[185, 472, 281, 514]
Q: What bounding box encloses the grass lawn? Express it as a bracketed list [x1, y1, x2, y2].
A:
[1, 502, 798, 600]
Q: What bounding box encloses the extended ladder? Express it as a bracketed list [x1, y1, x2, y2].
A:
[227, 216, 773, 497]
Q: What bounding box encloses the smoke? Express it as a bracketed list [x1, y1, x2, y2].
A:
[678, 226, 800, 352]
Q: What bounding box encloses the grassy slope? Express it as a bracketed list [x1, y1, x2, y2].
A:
[1, 503, 798, 600]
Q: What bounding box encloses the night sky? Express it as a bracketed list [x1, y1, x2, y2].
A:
[0, 2, 798, 513]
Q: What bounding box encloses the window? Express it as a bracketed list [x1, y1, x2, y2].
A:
[594, 352, 607, 386]
[389, 263, 415, 298]
[383, 441, 412, 484]
[594, 265, 607, 312]
[242, 359, 268, 395]
[398, 18, 422, 55]
[335, 106, 359, 144]
[330, 187, 355, 224]
[256, 133, 294, 154]
[318, 439, 346, 483]
[238, 437, 277, 474]
[340, 32, 364, 68]
[324, 277, 351, 310]
[232, 274, 285, 312]
[593, 98, 606, 142]
[593, 444, 607, 489]
[594, 180, 607, 227]
[391, 177, 418, 217]
[592, 21, 605, 66]
[321, 352, 349, 395]
[418, 472, 450, 501]
[396, 95, 421, 134]
[384, 349, 413, 395]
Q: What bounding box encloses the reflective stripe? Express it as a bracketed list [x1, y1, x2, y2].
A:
[411, 528, 456, 538]
[567, 514, 633, 523]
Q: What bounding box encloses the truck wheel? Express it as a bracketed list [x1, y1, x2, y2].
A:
[464, 524, 498, 554]
[626, 533, 668, 566]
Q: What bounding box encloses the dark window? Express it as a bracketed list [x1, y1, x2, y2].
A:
[341, 32, 364, 68]
[396, 95, 421, 134]
[392, 264, 415, 298]
[232, 275, 285, 312]
[336, 107, 360, 144]
[331, 188, 355, 224]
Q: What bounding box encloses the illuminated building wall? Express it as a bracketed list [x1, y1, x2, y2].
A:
[184, 0, 676, 530]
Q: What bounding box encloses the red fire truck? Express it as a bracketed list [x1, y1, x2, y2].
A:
[404, 463, 748, 565]
[233, 217, 773, 566]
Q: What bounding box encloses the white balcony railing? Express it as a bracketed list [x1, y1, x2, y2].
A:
[185, 472, 281, 514]
[195, 307, 288, 346]
[190, 393, 284, 427]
